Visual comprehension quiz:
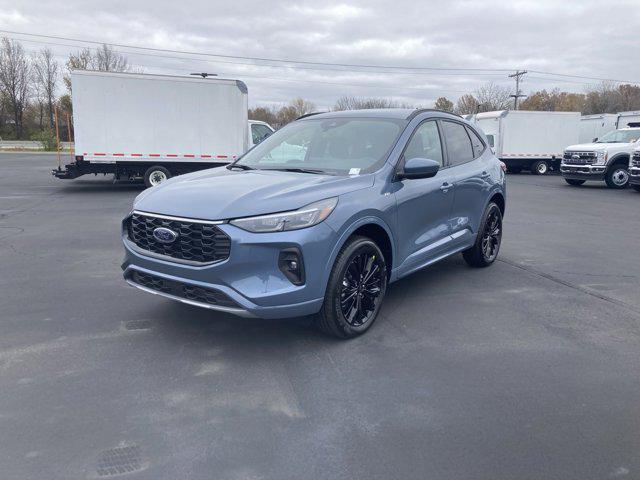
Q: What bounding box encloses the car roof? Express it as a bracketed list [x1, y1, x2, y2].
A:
[298, 108, 462, 121]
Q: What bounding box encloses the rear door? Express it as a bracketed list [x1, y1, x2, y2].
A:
[394, 120, 456, 276]
[441, 120, 491, 246]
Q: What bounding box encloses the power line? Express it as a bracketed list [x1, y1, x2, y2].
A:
[508, 70, 527, 109]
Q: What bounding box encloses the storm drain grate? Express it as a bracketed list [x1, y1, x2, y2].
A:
[97, 445, 143, 477]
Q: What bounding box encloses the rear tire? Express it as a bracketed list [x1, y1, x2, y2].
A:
[463, 202, 503, 268]
[315, 236, 387, 339]
[565, 179, 585, 186]
[604, 165, 629, 189]
[144, 166, 171, 188]
[530, 160, 549, 175]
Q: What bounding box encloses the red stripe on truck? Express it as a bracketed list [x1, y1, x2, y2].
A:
[113, 153, 124, 157]
[167, 154, 178, 157]
[201, 154, 211, 158]
[94, 153, 106, 156]
[217, 155, 228, 159]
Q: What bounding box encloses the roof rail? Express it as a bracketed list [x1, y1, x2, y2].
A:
[406, 108, 462, 121]
[296, 111, 326, 120]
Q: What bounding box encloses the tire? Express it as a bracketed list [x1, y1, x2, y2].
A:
[530, 160, 549, 175]
[463, 202, 503, 268]
[144, 166, 171, 188]
[604, 165, 629, 189]
[507, 166, 522, 174]
[315, 236, 388, 339]
[565, 179, 585, 186]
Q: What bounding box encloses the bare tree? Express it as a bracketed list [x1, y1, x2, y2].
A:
[454, 94, 479, 115]
[64, 44, 131, 92]
[475, 82, 512, 111]
[249, 106, 278, 126]
[334, 96, 413, 111]
[0, 38, 31, 138]
[32, 47, 58, 130]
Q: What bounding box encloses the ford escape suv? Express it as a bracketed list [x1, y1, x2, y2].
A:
[122, 109, 506, 338]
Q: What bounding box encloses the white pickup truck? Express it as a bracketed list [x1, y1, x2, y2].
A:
[630, 147, 640, 192]
[560, 126, 640, 189]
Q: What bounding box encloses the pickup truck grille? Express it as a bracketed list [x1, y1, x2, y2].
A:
[563, 151, 596, 165]
[632, 151, 640, 167]
[126, 212, 230, 264]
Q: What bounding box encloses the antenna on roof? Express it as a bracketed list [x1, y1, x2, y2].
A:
[190, 73, 217, 78]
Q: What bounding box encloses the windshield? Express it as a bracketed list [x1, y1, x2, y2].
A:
[235, 117, 407, 175]
[596, 129, 640, 143]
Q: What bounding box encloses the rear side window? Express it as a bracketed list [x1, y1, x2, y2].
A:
[485, 134, 495, 148]
[466, 127, 485, 158]
[441, 121, 474, 166]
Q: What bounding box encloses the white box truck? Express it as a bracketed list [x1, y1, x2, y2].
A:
[579, 114, 618, 143]
[53, 70, 273, 186]
[617, 111, 640, 128]
[472, 110, 580, 174]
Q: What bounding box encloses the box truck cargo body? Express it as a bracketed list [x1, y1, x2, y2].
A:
[53, 70, 271, 186]
[473, 110, 580, 174]
[617, 111, 640, 128]
[579, 114, 618, 143]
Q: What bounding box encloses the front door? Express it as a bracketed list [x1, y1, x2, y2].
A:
[394, 120, 456, 276]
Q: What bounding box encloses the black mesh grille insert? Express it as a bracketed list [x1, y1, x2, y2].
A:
[127, 213, 230, 263]
[129, 270, 239, 308]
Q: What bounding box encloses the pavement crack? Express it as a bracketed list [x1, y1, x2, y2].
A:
[499, 257, 640, 317]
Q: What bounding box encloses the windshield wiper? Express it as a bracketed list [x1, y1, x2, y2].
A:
[227, 163, 255, 171]
[264, 167, 327, 175]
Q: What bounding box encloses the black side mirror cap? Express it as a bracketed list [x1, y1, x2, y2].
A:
[398, 157, 440, 180]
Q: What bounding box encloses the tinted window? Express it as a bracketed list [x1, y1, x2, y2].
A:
[466, 126, 485, 158]
[442, 121, 474, 165]
[403, 121, 443, 166]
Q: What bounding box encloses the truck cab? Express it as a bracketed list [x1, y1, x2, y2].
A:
[561, 126, 640, 189]
[249, 120, 274, 147]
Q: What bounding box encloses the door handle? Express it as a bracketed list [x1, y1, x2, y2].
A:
[440, 182, 452, 193]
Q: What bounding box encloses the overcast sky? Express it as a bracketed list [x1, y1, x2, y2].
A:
[1, 0, 639, 109]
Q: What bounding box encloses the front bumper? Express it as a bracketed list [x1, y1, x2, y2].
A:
[122, 217, 335, 319]
[560, 163, 606, 181]
[630, 167, 640, 185]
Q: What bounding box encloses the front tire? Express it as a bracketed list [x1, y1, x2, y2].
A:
[565, 179, 585, 186]
[463, 202, 503, 268]
[530, 160, 549, 175]
[144, 166, 171, 188]
[604, 165, 629, 189]
[315, 236, 387, 339]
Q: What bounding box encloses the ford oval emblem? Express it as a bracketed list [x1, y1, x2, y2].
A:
[153, 227, 178, 244]
[571, 154, 580, 160]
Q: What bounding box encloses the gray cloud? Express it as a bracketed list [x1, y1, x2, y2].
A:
[1, 0, 639, 108]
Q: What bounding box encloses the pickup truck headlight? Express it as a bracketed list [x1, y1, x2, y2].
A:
[230, 197, 338, 233]
[595, 151, 607, 165]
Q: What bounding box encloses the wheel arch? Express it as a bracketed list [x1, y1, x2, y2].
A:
[608, 153, 630, 167]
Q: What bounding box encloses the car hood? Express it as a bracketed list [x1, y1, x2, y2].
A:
[565, 142, 631, 151]
[134, 166, 374, 220]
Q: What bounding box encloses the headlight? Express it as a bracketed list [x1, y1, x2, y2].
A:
[595, 151, 607, 165]
[230, 197, 338, 233]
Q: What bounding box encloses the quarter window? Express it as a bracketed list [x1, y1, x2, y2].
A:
[466, 127, 485, 158]
[442, 121, 474, 166]
[403, 121, 444, 166]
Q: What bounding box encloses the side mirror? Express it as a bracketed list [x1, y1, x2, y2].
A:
[593, 137, 598, 142]
[399, 157, 440, 180]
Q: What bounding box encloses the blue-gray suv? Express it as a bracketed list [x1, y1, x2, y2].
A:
[122, 109, 506, 338]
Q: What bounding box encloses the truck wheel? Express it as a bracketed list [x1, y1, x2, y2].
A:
[463, 202, 502, 268]
[507, 166, 522, 174]
[144, 166, 171, 188]
[531, 160, 549, 175]
[315, 236, 387, 339]
[565, 179, 585, 186]
[604, 166, 629, 189]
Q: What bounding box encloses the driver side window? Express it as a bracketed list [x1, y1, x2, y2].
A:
[404, 121, 443, 166]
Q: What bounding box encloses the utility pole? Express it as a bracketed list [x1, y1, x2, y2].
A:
[508, 70, 527, 110]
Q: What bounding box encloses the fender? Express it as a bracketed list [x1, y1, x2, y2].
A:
[606, 153, 630, 168]
[321, 215, 397, 292]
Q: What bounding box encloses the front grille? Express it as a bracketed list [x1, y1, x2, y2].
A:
[632, 152, 640, 167]
[563, 151, 596, 165]
[128, 270, 239, 308]
[126, 212, 230, 264]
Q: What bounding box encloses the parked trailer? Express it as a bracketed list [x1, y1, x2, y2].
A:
[53, 70, 273, 187]
[473, 110, 580, 174]
[579, 114, 618, 143]
[617, 111, 640, 128]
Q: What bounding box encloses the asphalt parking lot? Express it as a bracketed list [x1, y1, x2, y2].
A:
[1, 153, 640, 480]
